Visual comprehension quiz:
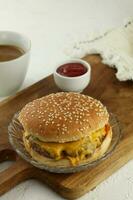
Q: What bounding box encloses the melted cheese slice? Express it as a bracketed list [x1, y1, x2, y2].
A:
[25, 126, 108, 165]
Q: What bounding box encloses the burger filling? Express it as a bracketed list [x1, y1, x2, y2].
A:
[25, 124, 110, 165]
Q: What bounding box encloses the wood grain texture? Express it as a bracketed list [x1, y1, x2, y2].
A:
[0, 54, 132, 199]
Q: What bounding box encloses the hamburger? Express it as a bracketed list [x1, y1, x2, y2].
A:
[19, 92, 112, 167]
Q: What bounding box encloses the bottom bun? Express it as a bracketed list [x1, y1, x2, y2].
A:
[23, 129, 112, 168]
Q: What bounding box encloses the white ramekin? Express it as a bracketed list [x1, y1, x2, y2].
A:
[53, 58, 91, 93]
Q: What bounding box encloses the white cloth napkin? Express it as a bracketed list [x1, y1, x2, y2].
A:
[65, 19, 133, 81]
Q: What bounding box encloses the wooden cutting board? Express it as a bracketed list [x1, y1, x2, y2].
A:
[0, 55, 133, 199]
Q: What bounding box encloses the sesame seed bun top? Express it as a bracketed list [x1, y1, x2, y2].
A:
[19, 92, 109, 143]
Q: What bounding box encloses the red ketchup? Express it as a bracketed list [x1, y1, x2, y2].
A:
[56, 63, 87, 77]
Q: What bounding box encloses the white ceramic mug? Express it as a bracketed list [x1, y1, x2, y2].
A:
[0, 31, 31, 96]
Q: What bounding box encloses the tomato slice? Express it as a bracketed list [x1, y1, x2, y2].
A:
[105, 124, 110, 135]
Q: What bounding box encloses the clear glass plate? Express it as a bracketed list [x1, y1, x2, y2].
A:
[8, 113, 122, 173]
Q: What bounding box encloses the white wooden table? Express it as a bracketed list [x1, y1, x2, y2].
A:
[0, 0, 133, 199]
